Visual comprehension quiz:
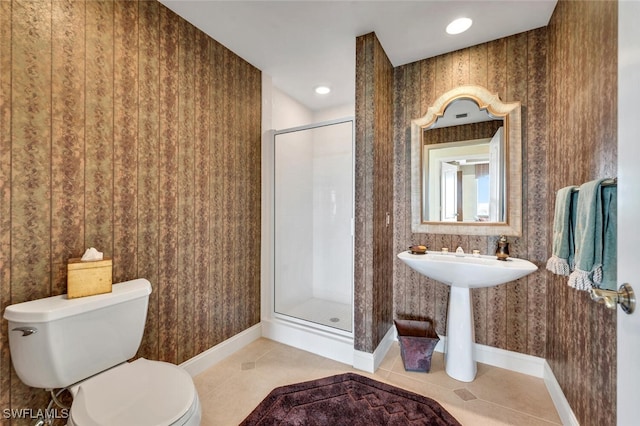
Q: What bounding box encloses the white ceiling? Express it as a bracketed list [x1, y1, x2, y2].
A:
[159, 0, 557, 111]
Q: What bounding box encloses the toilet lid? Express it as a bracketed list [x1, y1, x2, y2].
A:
[70, 358, 195, 426]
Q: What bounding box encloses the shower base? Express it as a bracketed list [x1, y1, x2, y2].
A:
[277, 297, 352, 333]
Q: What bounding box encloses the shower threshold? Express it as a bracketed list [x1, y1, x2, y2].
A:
[276, 297, 352, 333]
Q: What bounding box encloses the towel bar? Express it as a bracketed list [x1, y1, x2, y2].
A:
[570, 177, 617, 192]
[590, 283, 635, 314]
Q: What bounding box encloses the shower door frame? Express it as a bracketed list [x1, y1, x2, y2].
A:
[271, 117, 355, 337]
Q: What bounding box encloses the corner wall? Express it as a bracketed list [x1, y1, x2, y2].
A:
[354, 32, 394, 353]
[366, 1, 618, 424]
[546, 1, 618, 424]
[392, 28, 549, 357]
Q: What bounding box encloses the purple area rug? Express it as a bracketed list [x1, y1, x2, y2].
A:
[240, 372, 461, 425]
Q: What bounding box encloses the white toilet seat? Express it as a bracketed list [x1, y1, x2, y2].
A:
[68, 358, 200, 426]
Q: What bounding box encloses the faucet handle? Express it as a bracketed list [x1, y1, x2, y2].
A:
[496, 235, 510, 260]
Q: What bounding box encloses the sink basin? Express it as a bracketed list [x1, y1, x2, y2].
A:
[397, 250, 537, 382]
[397, 251, 537, 288]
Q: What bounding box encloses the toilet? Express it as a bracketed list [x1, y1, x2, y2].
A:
[4, 279, 201, 426]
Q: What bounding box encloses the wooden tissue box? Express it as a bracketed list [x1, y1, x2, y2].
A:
[67, 257, 113, 299]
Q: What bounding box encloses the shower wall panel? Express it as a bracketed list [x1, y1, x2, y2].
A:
[274, 120, 353, 332]
[311, 123, 353, 304]
[274, 131, 315, 310]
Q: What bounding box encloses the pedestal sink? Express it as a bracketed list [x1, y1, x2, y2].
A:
[397, 250, 537, 382]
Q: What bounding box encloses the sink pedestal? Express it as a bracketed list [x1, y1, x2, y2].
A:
[396, 251, 538, 382]
[445, 286, 477, 382]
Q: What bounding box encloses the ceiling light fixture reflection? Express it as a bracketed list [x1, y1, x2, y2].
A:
[446, 17, 473, 35]
[315, 86, 331, 95]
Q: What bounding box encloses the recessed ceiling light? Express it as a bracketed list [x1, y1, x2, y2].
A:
[446, 17, 473, 35]
[315, 86, 331, 95]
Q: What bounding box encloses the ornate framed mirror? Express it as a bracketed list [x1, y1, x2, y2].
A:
[411, 85, 522, 236]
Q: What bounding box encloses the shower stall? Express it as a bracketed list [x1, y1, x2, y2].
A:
[266, 118, 354, 361]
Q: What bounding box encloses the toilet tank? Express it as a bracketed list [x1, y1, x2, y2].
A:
[4, 279, 151, 389]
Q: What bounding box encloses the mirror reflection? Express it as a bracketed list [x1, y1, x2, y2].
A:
[410, 85, 522, 236]
[423, 99, 505, 223]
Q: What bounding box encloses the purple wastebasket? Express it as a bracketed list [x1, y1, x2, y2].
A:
[394, 319, 440, 373]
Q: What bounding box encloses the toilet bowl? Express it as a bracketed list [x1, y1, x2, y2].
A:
[3, 279, 201, 426]
[67, 359, 201, 426]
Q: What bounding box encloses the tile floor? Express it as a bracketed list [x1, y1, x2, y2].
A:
[194, 338, 562, 425]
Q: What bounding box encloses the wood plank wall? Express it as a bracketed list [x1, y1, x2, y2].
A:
[354, 33, 394, 353]
[392, 28, 550, 357]
[0, 0, 261, 419]
[546, 1, 618, 424]
[385, 1, 617, 424]
[423, 120, 504, 145]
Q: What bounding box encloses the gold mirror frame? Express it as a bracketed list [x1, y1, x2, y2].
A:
[410, 85, 522, 236]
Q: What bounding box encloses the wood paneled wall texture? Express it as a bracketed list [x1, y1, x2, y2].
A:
[386, 1, 617, 424]
[392, 28, 550, 357]
[354, 33, 395, 353]
[546, 1, 618, 424]
[0, 0, 261, 419]
[424, 120, 504, 145]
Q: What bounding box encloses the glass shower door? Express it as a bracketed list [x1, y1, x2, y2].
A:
[273, 119, 353, 333]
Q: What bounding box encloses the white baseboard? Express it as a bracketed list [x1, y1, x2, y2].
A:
[435, 337, 577, 424]
[181, 321, 576, 425]
[179, 323, 262, 377]
[470, 340, 546, 378]
[353, 325, 396, 373]
[543, 361, 579, 426]
[398, 334, 546, 378]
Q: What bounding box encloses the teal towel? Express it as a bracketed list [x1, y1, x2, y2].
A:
[568, 179, 617, 291]
[546, 185, 578, 276]
[600, 185, 617, 290]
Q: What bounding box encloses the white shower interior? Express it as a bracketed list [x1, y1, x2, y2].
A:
[274, 118, 354, 334]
